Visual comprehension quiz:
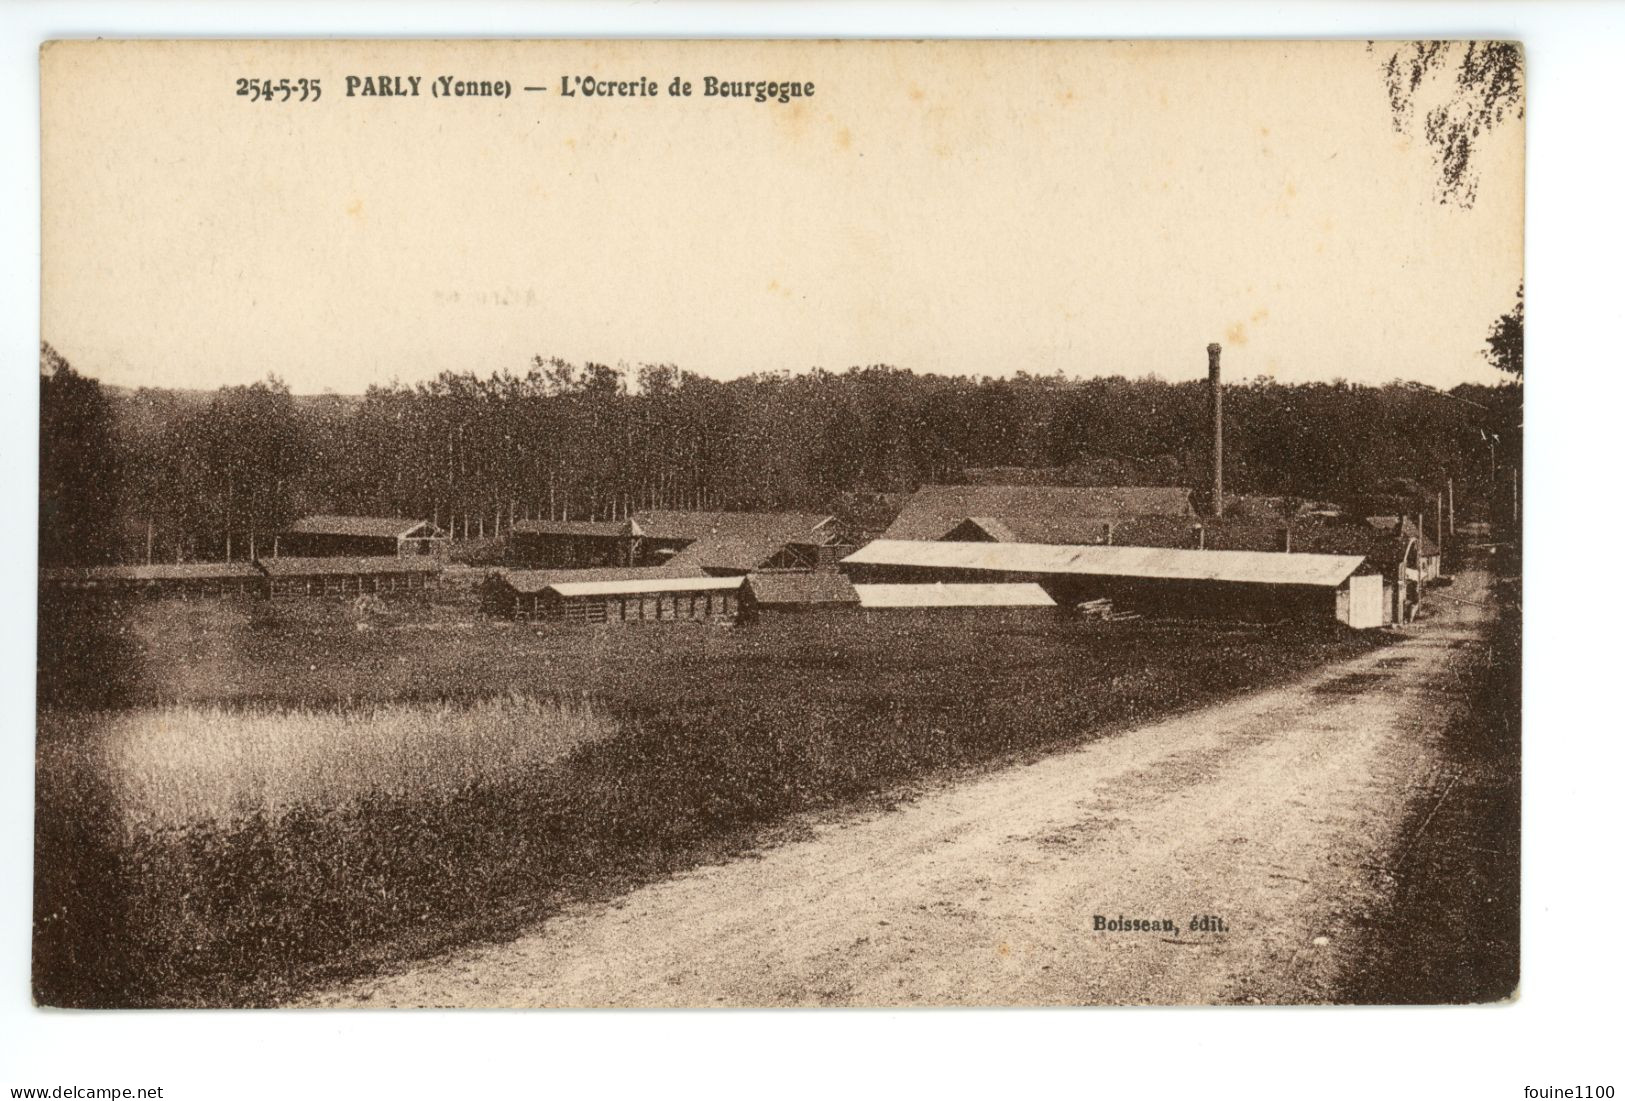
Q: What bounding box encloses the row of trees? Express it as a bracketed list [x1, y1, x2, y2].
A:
[40, 343, 1522, 567]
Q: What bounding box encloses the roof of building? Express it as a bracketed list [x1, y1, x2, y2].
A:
[744, 572, 861, 606]
[944, 510, 1413, 570]
[490, 565, 692, 594]
[623, 510, 837, 572]
[493, 567, 745, 598]
[957, 517, 1021, 542]
[284, 515, 442, 539]
[256, 555, 443, 576]
[1223, 495, 1343, 521]
[842, 539, 1367, 588]
[629, 509, 836, 543]
[947, 513, 1151, 545]
[41, 561, 262, 583]
[881, 485, 1197, 541]
[510, 519, 630, 538]
[548, 575, 745, 599]
[1363, 516, 1440, 557]
[661, 533, 797, 573]
[853, 582, 1058, 608]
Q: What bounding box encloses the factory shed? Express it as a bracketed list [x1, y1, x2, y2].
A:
[41, 561, 263, 597]
[954, 510, 1414, 625]
[484, 566, 743, 624]
[278, 515, 449, 559]
[881, 485, 1197, 542]
[257, 555, 443, 597]
[841, 539, 1380, 628]
[740, 572, 860, 618]
[1367, 516, 1442, 581]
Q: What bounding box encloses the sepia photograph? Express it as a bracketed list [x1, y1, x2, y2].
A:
[31, 36, 1527, 1015]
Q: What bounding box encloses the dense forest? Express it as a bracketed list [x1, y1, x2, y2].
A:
[38, 342, 1523, 567]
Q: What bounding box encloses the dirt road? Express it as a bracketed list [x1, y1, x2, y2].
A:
[306, 572, 1495, 1008]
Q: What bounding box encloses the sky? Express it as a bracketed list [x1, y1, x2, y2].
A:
[41, 39, 1524, 393]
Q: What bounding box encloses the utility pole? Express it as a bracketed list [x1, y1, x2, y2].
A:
[1416, 512, 1426, 609]
[1436, 491, 1444, 556]
[1447, 478, 1455, 536]
[1207, 343, 1224, 518]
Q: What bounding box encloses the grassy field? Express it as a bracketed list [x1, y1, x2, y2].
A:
[36, 594, 1390, 1006]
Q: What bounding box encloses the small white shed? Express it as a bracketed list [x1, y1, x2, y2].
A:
[1335, 573, 1385, 629]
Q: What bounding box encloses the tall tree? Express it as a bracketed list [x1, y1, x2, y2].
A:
[39, 343, 121, 565]
[1484, 283, 1524, 380]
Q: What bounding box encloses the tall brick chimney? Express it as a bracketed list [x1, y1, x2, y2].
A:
[1208, 342, 1224, 518]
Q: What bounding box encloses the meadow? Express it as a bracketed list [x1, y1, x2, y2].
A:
[35, 594, 1389, 1006]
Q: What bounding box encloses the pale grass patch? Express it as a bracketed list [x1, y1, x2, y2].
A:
[38, 694, 613, 835]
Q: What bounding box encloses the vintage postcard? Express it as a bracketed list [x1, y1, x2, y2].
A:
[35, 38, 1522, 1008]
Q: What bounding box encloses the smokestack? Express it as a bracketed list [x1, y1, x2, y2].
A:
[1208, 342, 1224, 518]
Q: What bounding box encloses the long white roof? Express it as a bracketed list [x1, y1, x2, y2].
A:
[547, 575, 745, 598]
[842, 539, 1365, 588]
[854, 582, 1057, 608]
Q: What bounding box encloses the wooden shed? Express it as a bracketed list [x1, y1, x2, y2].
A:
[257, 555, 443, 597]
[740, 572, 860, 619]
[40, 561, 264, 598]
[277, 515, 449, 559]
[484, 567, 743, 625]
[631, 510, 847, 573]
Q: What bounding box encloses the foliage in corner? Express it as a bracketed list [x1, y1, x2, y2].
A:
[1371, 41, 1524, 208]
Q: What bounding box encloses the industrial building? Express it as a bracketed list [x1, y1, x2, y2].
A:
[39, 561, 264, 598]
[1367, 516, 1443, 581]
[880, 485, 1197, 544]
[258, 555, 443, 597]
[484, 567, 744, 624]
[740, 572, 860, 618]
[510, 510, 847, 575]
[841, 539, 1386, 629]
[277, 515, 450, 559]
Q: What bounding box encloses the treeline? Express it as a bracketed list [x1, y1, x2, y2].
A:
[39, 344, 1523, 566]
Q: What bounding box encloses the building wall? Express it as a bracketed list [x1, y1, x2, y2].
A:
[858, 607, 1056, 627]
[279, 531, 448, 558]
[43, 575, 264, 599]
[1420, 554, 1442, 582]
[543, 589, 738, 624]
[266, 571, 434, 597]
[1336, 573, 1384, 629]
[496, 587, 739, 623]
[844, 562, 1344, 624]
[511, 533, 629, 568]
[402, 536, 449, 558]
[278, 532, 399, 558]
